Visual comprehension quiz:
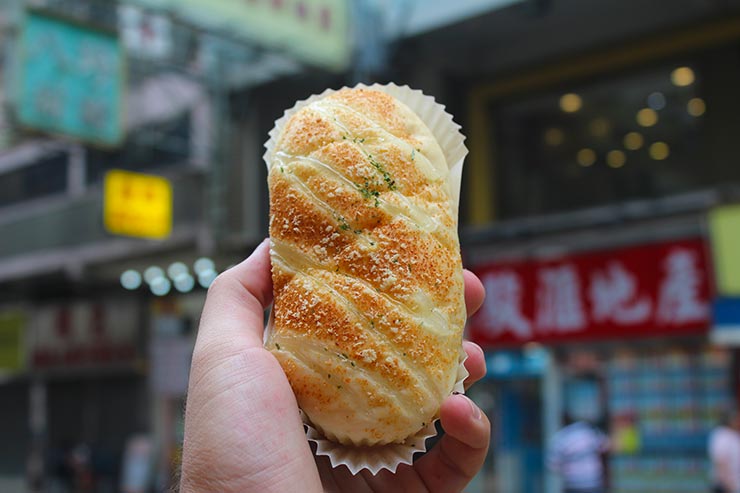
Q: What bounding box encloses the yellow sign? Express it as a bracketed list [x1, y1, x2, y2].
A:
[709, 204, 740, 295]
[0, 309, 25, 372]
[104, 170, 172, 239]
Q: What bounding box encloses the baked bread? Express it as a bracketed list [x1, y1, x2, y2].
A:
[265, 88, 465, 446]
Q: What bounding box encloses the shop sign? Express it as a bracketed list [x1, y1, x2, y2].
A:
[469, 238, 712, 347]
[104, 169, 173, 240]
[0, 308, 25, 372]
[118, 4, 172, 60]
[709, 204, 740, 296]
[29, 299, 140, 369]
[150, 334, 191, 396]
[711, 297, 740, 345]
[126, 0, 350, 71]
[486, 349, 548, 378]
[14, 11, 124, 145]
[150, 315, 191, 396]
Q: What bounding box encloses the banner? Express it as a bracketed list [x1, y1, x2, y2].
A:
[15, 11, 124, 145]
[709, 204, 740, 296]
[128, 0, 350, 70]
[0, 308, 25, 371]
[29, 299, 140, 369]
[469, 238, 712, 347]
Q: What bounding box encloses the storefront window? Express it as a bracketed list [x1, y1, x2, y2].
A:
[86, 112, 192, 185]
[0, 151, 68, 207]
[491, 50, 740, 219]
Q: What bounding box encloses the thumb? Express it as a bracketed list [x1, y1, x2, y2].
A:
[195, 239, 273, 360]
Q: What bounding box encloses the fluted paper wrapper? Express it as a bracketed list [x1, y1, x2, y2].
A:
[263, 83, 469, 475]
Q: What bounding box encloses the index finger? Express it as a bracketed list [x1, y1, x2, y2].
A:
[464, 269, 485, 317]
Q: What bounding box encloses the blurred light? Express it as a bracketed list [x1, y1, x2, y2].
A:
[687, 97, 706, 117]
[649, 142, 670, 161]
[194, 257, 215, 275]
[174, 274, 195, 293]
[150, 277, 171, 296]
[120, 270, 142, 290]
[198, 269, 218, 289]
[607, 150, 626, 168]
[559, 93, 582, 113]
[576, 148, 596, 167]
[588, 117, 611, 138]
[144, 266, 165, 285]
[647, 92, 666, 111]
[636, 108, 658, 127]
[544, 127, 565, 146]
[671, 66, 695, 87]
[624, 132, 644, 151]
[167, 261, 188, 280]
[489, 353, 513, 375]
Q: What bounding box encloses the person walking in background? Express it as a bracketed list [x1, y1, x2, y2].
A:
[709, 410, 740, 493]
[547, 417, 610, 493]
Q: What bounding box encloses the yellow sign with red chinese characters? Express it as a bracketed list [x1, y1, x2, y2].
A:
[104, 170, 172, 239]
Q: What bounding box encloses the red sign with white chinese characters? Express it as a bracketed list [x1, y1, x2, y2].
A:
[468, 238, 713, 347]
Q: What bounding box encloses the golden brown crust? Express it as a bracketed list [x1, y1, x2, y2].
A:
[266, 88, 465, 446]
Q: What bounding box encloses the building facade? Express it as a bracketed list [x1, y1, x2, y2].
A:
[382, 1, 740, 491]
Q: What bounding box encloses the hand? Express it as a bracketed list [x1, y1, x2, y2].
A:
[180, 239, 490, 493]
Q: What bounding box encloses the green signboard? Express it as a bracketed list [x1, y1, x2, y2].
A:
[15, 11, 125, 145]
[709, 204, 740, 296]
[0, 309, 24, 372]
[129, 0, 350, 71]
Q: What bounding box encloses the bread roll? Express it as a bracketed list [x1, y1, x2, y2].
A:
[266, 88, 465, 446]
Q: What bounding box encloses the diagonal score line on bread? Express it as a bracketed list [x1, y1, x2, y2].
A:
[266, 88, 466, 447]
[271, 238, 443, 398]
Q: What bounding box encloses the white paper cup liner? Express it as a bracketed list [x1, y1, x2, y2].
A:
[306, 353, 469, 475]
[264, 83, 469, 475]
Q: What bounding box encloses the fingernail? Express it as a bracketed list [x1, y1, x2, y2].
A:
[466, 396, 482, 421]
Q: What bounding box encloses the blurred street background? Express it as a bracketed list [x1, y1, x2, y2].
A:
[3, 0, 740, 491]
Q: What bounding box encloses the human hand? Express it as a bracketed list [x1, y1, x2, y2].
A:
[180, 239, 489, 493]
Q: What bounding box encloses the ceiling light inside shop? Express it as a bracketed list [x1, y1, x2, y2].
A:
[588, 117, 611, 138]
[624, 132, 644, 150]
[144, 266, 165, 285]
[120, 270, 142, 290]
[671, 66, 695, 87]
[544, 127, 565, 146]
[194, 257, 215, 275]
[636, 108, 658, 127]
[198, 269, 218, 289]
[687, 97, 706, 117]
[150, 277, 172, 296]
[167, 262, 189, 280]
[559, 93, 582, 113]
[576, 148, 596, 167]
[174, 274, 195, 293]
[647, 92, 666, 111]
[649, 142, 670, 161]
[607, 150, 626, 168]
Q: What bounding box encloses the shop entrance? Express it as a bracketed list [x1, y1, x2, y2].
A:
[498, 377, 545, 493]
[470, 375, 546, 493]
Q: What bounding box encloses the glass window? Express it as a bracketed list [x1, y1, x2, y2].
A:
[86, 112, 192, 184]
[490, 50, 740, 220]
[0, 151, 68, 207]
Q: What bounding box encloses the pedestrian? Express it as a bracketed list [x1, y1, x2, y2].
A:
[547, 416, 610, 493]
[709, 409, 740, 493]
